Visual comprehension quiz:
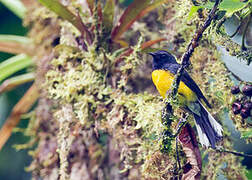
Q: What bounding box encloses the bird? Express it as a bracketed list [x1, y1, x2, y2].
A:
[149, 50, 223, 148]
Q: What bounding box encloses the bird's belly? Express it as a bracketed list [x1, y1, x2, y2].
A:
[152, 70, 197, 104]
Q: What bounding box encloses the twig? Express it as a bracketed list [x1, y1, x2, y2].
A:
[169, 0, 220, 97]
[241, 12, 251, 50]
[172, 117, 188, 138]
[161, 0, 221, 140]
[175, 117, 189, 171]
[160, 0, 220, 161]
[176, 138, 181, 170]
[215, 148, 252, 158]
[229, 22, 242, 38]
[219, 13, 242, 38]
[216, 16, 226, 35]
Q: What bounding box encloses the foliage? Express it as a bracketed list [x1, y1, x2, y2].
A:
[189, 0, 252, 64]
[0, 0, 26, 19]
[241, 129, 252, 139]
[111, 0, 170, 42]
[201, 0, 251, 17]
[0, 0, 251, 179]
[0, 72, 34, 93]
[0, 54, 33, 82]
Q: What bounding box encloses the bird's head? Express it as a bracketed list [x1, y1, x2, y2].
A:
[149, 50, 177, 70]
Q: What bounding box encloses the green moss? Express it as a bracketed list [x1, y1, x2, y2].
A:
[18, 0, 250, 179]
[107, 91, 179, 176]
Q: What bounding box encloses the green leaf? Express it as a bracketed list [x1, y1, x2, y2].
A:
[103, 0, 115, 33]
[0, 0, 26, 19]
[0, 35, 31, 44]
[0, 35, 32, 54]
[241, 128, 252, 139]
[0, 73, 35, 94]
[38, 0, 93, 43]
[188, 5, 201, 20]
[246, 168, 252, 179]
[0, 54, 33, 82]
[111, 0, 170, 41]
[38, 0, 81, 30]
[202, 0, 249, 17]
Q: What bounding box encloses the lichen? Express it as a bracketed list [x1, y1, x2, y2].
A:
[163, 0, 248, 178]
[55, 105, 75, 180]
[17, 0, 250, 179]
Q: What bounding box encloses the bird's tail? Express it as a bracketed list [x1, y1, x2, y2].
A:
[193, 101, 223, 148]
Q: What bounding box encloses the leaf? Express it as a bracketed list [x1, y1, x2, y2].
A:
[0, 84, 39, 150]
[187, 5, 201, 20]
[115, 39, 129, 47]
[140, 38, 166, 49]
[0, 35, 33, 55]
[0, 0, 26, 19]
[115, 38, 166, 65]
[0, 73, 35, 94]
[141, 47, 174, 54]
[86, 0, 94, 14]
[0, 42, 32, 55]
[0, 54, 33, 83]
[0, 35, 31, 44]
[241, 129, 252, 139]
[103, 0, 115, 33]
[202, 0, 249, 17]
[38, 0, 93, 44]
[246, 168, 252, 179]
[86, 0, 103, 21]
[111, 0, 170, 41]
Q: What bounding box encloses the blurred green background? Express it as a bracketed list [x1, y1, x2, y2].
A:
[0, 1, 251, 180]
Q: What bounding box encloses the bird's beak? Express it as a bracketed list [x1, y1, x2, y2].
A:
[148, 52, 155, 56]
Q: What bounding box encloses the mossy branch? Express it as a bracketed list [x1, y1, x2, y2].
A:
[160, 0, 221, 154]
[170, 0, 220, 97]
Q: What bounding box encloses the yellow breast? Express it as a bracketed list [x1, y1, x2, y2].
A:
[152, 70, 197, 104]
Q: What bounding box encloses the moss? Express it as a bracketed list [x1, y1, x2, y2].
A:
[163, 0, 247, 178]
[190, 40, 247, 180]
[142, 151, 174, 179]
[13, 111, 38, 150]
[16, 0, 250, 179]
[107, 92, 168, 174]
[55, 105, 75, 180]
[210, 25, 241, 58]
[38, 6, 171, 177]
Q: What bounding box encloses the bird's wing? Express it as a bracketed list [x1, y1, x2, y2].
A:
[163, 63, 211, 108]
[181, 71, 211, 108]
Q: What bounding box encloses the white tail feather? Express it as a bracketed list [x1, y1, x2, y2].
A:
[198, 101, 223, 137]
[195, 123, 210, 147]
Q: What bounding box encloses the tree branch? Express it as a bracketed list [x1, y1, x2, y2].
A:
[169, 0, 220, 97]
[160, 0, 221, 155]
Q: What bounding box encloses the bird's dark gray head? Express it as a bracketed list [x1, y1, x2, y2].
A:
[149, 50, 177, 70]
